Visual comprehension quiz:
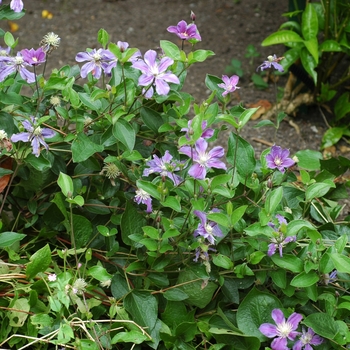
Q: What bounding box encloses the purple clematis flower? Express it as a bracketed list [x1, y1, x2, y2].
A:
[75, 48, 115, 79]
[194, 209, 223, 245]
[143, 150, 182, 185]
[266, 145, 295, 173]
[132, 50, 180, 98]
[8, 0, 24, 12]
[0, 52, 35, 83]
[21, 48, 46, 66]
[267, 214, 296, 257]
[257, 54, 284, 72]
[181, 120, 214, 140]
[293, 327, 323, 350]
[217, 75, 240, 96]
[179, 138, 226, 180]
[167, 20, 201, 41]
[259, 309, 302, 350]
[134, 188, 152, 213]
[11, 116, 56, 157]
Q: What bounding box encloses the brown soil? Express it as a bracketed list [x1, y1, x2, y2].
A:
[9, 0, 348, 158]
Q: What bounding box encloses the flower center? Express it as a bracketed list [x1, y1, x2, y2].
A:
[136, 188, 150, 200]
[14, 56, 24, 65]
[205, 224, 213, 234]
[150, 65, 159, 77]
[93, 52, 102, 62]
[276, 321, 293, 338]
[301, 333, 313, 345]
[274, 157, 282, 166]
[198, 152, 210, 166]
[33, 126, 42, 136]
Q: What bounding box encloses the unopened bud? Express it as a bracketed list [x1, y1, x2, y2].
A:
[190, 11, 196, 22]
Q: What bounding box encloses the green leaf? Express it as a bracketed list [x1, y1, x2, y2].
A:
[305, 182, 335, 201]
[265, 187, 283, 215]
[26, 244, 52, 279]
[237, 287, 282, 341]
[124, 291, 158, 334]
[163, 289, 189, 301]
[303, 313, 339, 339]
[335, 92, 350, 121]
[319, 40, 342, 52]
[0, 232, 26, 248]
[231, 205, 248, 226]
[121, 200, 146, 246]
[301, 3, 318, 41]
[205, 74, 222, 94]
[270, 269, 286, 289]
[78, 92, 102, 111]
[262, 30, 303, 46]
[72, 214, 93, 249]
[68, 87, 80, 108]
[111, 330, 149, 344]
[71, 133, 104, 163]
[207, 212, 229, 227]
[97, 28, 109, 47]
[140, 107, 163, 133]
[160, 40, 181, 61]
[300, 48, 317, 84]
[290, 271, 319, 287]
[295, 149, 322, 170]
[329, 253, 350, 273]
[139, 238, 158, 251]
[190, 49, 215, 63]
[161, 196, 181, 212]
[0, 6, 25, 20]
[57, 172, 73, 198]
[271, 254, 303, 273]
[227, 133, 256, 178]
[213, 254, 233, 269]
[25, 154, 52, 171]
[238, 107, 260, 129]
[287, 220, 315, 236]
[112, 119, 136, 151]
[335, 235, 347, 253]
[4, 31, 15, 47]
[177, 269, 217, 308]
[0, 91, 23, 106]
[87, 265, 112, 282]
[163, 228, 181, 239]
[303, 37, 318, 64]
[321, 127, 345, 149]
[9, 299, 30, 327]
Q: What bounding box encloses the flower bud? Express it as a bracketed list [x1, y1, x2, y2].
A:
[190, 11, 196, 22]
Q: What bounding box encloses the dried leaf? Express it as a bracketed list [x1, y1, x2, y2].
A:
[0, 157, 13, 193]
[246, 99, 272, 120]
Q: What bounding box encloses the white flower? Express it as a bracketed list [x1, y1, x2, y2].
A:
[48, 273, 57, 282]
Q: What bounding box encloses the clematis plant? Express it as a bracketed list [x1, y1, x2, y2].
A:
[0, 7, 349, 350]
